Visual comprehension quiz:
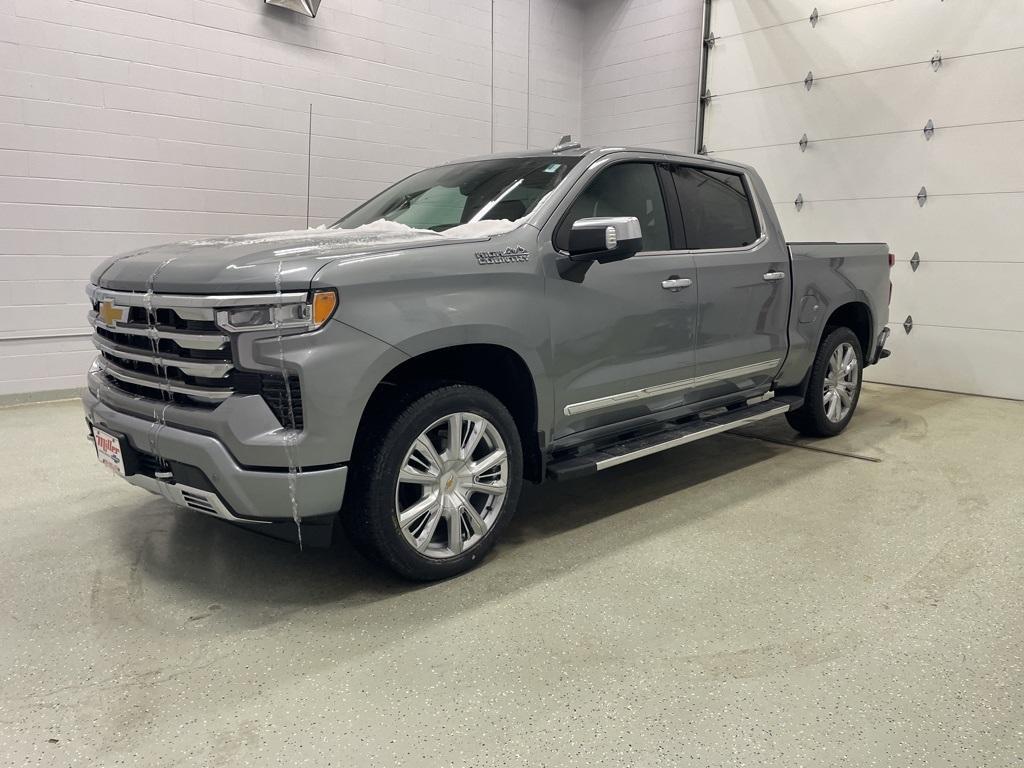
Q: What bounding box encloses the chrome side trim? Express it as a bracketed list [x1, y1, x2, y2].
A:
[594, 403, 791, 471]
[563, 359, 782, 416]
[87, 284, 307, 309]
[128, 475, 270, 524]
[95, 358, 233, 402]
[89, 313, 230, 350]
[93, 336, 233, 378]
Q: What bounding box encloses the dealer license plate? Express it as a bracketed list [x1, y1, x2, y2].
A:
[93, 427, 126, 476]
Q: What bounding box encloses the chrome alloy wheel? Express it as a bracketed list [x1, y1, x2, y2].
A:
[395, 412, 509, 559]
[823, 341, 859, 422]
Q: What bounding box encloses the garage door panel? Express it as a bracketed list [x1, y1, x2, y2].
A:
[715, 123, 1024, 202]
[888, 263, 1024, 334]
[705, 47, 1024, 150]
[867, 324, 1024, 401]
[708, 0, 1024, 94]
[774, 194, 1024, 264]
[708, 0, 1024, 400]
[709, 0, 878, 39]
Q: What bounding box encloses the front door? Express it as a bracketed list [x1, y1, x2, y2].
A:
[546, 161, 699, 440]
[668, 163, 790, 402]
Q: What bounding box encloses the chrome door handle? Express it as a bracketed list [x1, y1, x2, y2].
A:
[763, 271, 786, 281]
[661, 278, 692, 291]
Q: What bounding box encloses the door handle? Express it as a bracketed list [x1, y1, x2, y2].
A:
[763, 271, 786, 281]
[661, 278, 692, 291]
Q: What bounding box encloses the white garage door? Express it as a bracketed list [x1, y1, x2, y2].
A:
[702, 0, 1024, 400]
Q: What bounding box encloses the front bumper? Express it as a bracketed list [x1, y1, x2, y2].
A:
[83, 390, 348, 523]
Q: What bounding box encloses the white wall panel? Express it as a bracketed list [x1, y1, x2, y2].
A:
[0, 0, 585, 395]
[581, 0, 703, 151]
[710, 0, 888, 39]
[707, 47, 1024, 150]
[706, 0, 1024, 400]
[890, 263, 1024, 334]
[717, 122, 1024, 202]
[868, 325, 1024, 402]
[709, 0, 1024, 94]
[774, 193, 1024, 265]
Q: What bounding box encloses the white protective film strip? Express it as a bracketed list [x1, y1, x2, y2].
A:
[274, 260, 304, 549]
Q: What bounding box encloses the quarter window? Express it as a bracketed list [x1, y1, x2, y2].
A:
[671, 166, 759, 249]
[556, 162, 671, 252]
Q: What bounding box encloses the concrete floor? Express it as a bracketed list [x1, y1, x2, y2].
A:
[1, 384, 1021, 767]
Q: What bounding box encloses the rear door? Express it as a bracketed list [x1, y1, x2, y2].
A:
[668, 164, 790, 402]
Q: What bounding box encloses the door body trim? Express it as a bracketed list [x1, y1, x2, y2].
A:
[563, 358, 781, 416]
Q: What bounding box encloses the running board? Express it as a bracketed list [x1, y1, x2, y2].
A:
[547, 396, 802, 481]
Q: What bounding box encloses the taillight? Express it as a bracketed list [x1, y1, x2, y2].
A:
[888, 253, 894, 304]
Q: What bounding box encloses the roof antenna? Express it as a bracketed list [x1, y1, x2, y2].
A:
[552, 134, 581, 153]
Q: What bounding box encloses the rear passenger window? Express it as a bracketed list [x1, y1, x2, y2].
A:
[671, 166, 759, 249]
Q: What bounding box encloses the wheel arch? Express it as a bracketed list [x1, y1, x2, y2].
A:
[355, 342, 546, 482]
[822, 300, 873, 358]
[779, 300, 873, 401]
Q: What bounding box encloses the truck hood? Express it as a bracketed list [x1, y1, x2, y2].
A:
[92, 223, 506, 293]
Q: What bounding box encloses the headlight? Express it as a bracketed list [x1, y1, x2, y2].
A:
[215, 289, 337, 333]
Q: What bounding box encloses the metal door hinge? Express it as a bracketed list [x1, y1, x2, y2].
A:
[903, 316, 913, 335]
[809, 7, 819, 27]
[917, 186, 928, 207]
[931, 51, 942, 71]
[799, 133, 808, 152]
[704, 32, 716, 48]
[910, 251, 921, 272]
[794, 193, 804, 211]
[923, 119, 935, 140]
[701, 89, 713, 106]
[804, 71, 814, 91]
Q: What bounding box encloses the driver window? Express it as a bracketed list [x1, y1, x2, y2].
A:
[557, 162, 671, 252]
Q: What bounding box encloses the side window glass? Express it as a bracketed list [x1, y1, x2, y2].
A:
[671, 166, 759, 249]
[557, 163, 671, 252]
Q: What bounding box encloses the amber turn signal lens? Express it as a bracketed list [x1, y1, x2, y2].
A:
[311, 290, 338, 327]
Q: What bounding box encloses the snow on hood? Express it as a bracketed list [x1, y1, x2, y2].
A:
[179, 216, 525, 251]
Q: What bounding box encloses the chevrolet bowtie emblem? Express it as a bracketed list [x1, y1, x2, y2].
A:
[97, 300, 126, 326]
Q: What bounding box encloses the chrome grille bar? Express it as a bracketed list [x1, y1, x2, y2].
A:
[87, 284, 307, 309]
[94, 358, 233, 402]
[92, 336, 233, 379]
[89, 313, 230, 351]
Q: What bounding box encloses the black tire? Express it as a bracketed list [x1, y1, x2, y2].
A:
[785, 326, 863, 437]
[341, 384, 523, 581]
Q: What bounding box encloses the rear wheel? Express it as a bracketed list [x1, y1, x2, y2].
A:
[343, 385, 522, 580]
[786, 327, 863, 437]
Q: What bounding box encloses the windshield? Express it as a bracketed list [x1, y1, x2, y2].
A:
[333, 156, 580, 232]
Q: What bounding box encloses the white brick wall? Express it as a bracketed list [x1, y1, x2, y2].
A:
[493, 0, 583, 152]
[0, 0, 587, 395]
[580, 0, 703, 151]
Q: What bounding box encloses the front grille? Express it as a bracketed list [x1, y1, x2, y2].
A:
[89, 287, 304, 428]
[90, 295, 233, 407]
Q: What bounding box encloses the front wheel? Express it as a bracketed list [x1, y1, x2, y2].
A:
[343, 385, 523, 581]
[786, 327, 863, 437]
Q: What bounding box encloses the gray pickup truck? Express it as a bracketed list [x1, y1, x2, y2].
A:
[84, 143, 892, 580]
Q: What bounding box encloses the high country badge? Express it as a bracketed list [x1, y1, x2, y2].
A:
[475, 246, 530, 265]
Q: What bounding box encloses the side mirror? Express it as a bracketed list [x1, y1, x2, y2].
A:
[567, 216, 643, 264]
